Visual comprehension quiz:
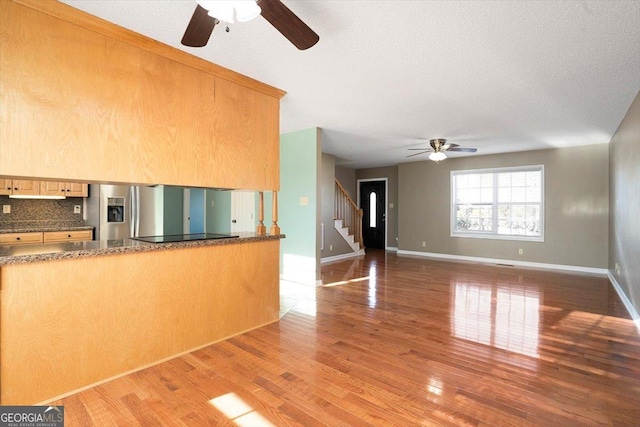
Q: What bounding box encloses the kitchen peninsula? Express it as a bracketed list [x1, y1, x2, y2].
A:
[0, 0, 285, 405]
[0, 233, 282, 404]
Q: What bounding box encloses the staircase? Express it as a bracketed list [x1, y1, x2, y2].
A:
[335, 179, 365, 254]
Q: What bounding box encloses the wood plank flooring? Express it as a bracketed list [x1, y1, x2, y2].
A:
[54, 250, 640, 426]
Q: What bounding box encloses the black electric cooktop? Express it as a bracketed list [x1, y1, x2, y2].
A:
[132, 233, 239, 244]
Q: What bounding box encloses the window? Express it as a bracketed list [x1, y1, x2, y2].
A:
[451, 165, 544, 241]
[369, 192, 376, 228]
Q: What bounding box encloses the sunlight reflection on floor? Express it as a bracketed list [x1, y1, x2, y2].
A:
[280, 279, 317, 318]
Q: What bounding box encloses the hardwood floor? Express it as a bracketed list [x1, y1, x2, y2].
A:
[54, 250, 640, 426]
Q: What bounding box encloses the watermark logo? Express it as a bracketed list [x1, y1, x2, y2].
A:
[0, 406, 64, 427]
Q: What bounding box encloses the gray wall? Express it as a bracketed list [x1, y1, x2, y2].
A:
[356, 166, 399, 249]
[609, 91, 640, 312]
[335, 165, 356, 200]
[321, 153, 357, 258]
[398, 145, 609, 268]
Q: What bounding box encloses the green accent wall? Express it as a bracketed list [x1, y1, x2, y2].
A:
[163, 186, 183, 235]
[278, 128, 321, 285]
[206, 190, 231, 233]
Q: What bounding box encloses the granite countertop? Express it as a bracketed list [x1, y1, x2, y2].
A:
[0, 232, 285, 266]
[0, 222, 94, 233]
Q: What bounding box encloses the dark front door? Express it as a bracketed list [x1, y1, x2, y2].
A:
[360, 180, 386, 249]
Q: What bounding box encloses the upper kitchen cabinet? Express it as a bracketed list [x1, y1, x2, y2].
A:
[0, 0, 284, 191]
[0, 179, 11, 196]
[0, 179, 40, 196]
[40, 181, 88, 197]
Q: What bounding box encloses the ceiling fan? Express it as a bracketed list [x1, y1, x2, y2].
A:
[407, 138, 478, 162]
[181, 0, 319, 50]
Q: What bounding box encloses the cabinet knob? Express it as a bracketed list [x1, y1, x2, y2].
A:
[66, 189, 70, 192]
[14, 187, 18, 190]
[61, 189, 65, 192]
[68, 234, 72, 238]
[16, 237, 21, 240]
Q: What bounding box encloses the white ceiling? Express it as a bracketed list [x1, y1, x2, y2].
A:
[60, 0, 640, 169]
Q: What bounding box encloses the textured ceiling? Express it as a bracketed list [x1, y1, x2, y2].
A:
[60, 0, 640, 169]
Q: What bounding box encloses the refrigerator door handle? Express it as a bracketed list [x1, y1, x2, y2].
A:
[130, 186, 138, 238]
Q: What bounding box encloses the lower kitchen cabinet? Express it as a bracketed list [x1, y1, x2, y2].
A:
[43, 230, 93, 243]
[1, 230, 93, 245]
[0, 232, 43, 245]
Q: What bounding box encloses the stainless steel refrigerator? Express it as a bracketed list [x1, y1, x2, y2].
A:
[85, 184, 162, 240]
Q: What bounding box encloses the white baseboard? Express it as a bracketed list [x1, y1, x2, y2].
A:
[607, 272, 640, 334]
[396, 250, 608, 275]
[321, 251, 365, 264]
[386, 246, 398, 252]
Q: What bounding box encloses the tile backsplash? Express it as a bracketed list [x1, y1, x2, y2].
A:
[0, 196, 86, 228]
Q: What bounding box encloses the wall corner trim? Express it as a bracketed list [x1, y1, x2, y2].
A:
[607, 272, 640, 334]
[396, 250, 608, 275]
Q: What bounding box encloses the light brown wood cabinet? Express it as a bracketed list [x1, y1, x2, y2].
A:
[42, 230, 93, 243]
[0, 178, 11, 196]
[0, 230, 93, 246]
[0, 232, 43, 245]
[0, 179, 40, 196]
[0, 0, 284, 191]
[40, 181, 88, 197]
[1, 178, 88, 197]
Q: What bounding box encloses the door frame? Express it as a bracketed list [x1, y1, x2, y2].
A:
[357, 178, 388, 250]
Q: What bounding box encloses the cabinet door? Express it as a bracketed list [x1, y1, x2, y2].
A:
[11, 180, 40, 196]
[43, 230, 93, 243]
[40, 181, 67, 196]
[0, 179, 11, 196]
[0, 232, 43, 245]
[65, 182, 88, 197]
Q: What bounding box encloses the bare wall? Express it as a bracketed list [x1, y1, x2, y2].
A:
[356, 166, 399, 249]
[335, 166, 356, 200]
[398, 145, 609, 268]
[609, 91, 640, 312]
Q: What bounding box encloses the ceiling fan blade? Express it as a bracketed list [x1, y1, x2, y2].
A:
[443, 143, 459, 150]
[181, 5, 217, 47]
[408, 148, 431, 150]
[448, 147, 478, 153]
[258, 0, 319, 50]
[406, 151, 430, 158]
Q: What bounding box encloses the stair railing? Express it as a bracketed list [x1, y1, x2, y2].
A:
[335, 179, 364, 248]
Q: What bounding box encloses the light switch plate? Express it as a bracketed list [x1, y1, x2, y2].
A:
[389, 203, 394, 208]
[300, 197, 309, 206]
[74, 205, 81, 214]
[2, 205, 10, 214]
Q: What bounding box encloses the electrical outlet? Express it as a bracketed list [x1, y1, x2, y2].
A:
[389, 203, 394, 209]
[73, 205, 82, 214]
[518, 248, 524, 255]
[211, 200, 215, 207]
[2, 205, 10, 214]
[422, 241, 426, 247]
[615, 263, 621, 275]
[329, 244, 333, 251]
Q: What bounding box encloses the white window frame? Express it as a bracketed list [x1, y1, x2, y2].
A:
[450, 165, 545, 242]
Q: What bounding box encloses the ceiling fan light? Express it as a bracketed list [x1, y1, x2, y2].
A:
[198, 1, 234, 23]
[235, 1, 261, 22]
[197, 0, 261, 24]
[429, 151, 447, 162]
